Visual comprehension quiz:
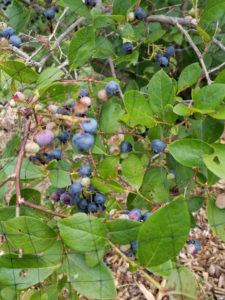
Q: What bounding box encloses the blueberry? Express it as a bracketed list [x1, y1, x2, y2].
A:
[60, 192, 72, 205]
[51, 191, 60, 201]
[56, 107, 69, 115]
[69, 182, 82, 195]
[122, 42, 133, 54]
[2, 27, 15, 38]
[134, 7, 146, 20]
[44, 0, 52, 3]
[88, 184, 97, 192]
[72, 132, 94, 151]
[155, 53, 163, 60]
[158, 56, 169, 67]
[81, 118, 98, 134]
[80, 86, 88, 97]
[105, 81, 119, 95]
[50, 149, 62, 160]
[98, 204, 106, 212]
[70, 194, 80, 205]
[120, 141, 132, 153]
[142, 212, 152, 222]
[85, 0, 96, 7]
[94, 193, 106, 205]
[131, 240, 138, 252]
[44, 8, 55, 20]
[88, 202, 98, 213]
[36, 129, 54, 145]
[78, 198, 88, 209]
[57, 130, 70, 143]
[53, 5, 59, 12]
[151, 139, 166, 153]
[42, 152, 54, 162]
[57, 188, 66, 196]
[193, 239, 201, 251]
[79, 164, 92, 177]
[164, 46, 175, 58]
[128, 208, 142, 221]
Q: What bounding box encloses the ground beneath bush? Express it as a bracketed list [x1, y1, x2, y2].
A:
[0, 105, 224, 300]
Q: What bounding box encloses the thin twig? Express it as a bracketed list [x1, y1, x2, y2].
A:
[208, 62, 225, 74]
[212, 37, 225, 52]
[0, 174, 15, 188]
[147, 15, 197, 28]
[108, 58, 124, 101]
[22, 200, 68, 218]
[49, 7, 69, 41]
[14, 119, 31, 217]
[176, 22, 212, 85]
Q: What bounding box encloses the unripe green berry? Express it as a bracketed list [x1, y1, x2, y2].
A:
[25, 141, 40, 154]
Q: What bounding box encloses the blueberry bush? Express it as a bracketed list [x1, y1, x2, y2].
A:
[0, 0, 225, 299]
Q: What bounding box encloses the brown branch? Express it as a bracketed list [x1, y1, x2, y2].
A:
[183, 168, 199, 197]
[0, 174, 15, 188]
[22, 200, 68, 218]
[14, 119, 31, 217]
[147, 14, 197, 28]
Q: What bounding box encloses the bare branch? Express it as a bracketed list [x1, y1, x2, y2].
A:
[0, 174, 15, 188]
[212, 37, 225, 52]
[147, 15, 197, 28]
[49, 7, 69, 41]
[22, 200, 68, 218]
[176, 22, 212, 85]
[208, 62, 225, 74]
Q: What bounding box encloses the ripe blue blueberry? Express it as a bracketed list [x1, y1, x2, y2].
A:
[50, 149, 62, 160]
[44, 0, 52, 3]
[78, 198, 88, 210]
[81, 118, 98, 134]
[88, 184, 97, 192]
[44, 8, 55, 20]
[155, 53, 163, 60]
[2, 26, 15, 38]
[69, 182, 82, 195]
[56, 107, 69, 115]
[131, 240, 138, 252]
[120, 141, 132, 153]
[53, 5, 59, 12]
[134, 7, 146, 20]
[72, 132, 94, 151]
[98, 204, 106, 212]
[94, 193, 106, 204]
[88, 202, 98, 213]
[43, 152, 54, 162]
[57, 188, 66, 195]
[105, 81, 119, 95]
[80, 86, 88, 97]
[70, 194, 80, 205]
[128, 208, 142, 221]
[79, 164, 92, 177]
[151, 139, 166, 153]
[85, 0, 96, 7]
[122, 42, 133, 54]
[158, 56, 169, 67]
[164, 46, 175, 58]
[60, 192, 72, 205]
[142, 212, 152, 222]
[57, 130, 70, 143]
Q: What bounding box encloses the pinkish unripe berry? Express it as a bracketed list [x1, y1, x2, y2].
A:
[9, 99, 16, 107]
[35, 104, 44, 111]
[25, 141, 40, 154]
[13, 92, 25, 102]
[51, 191, 60, 201]
[109, 146, 120, 156]
[48, 104, 58, 113]
[98, 89, 107, 100]
[79, 97, 91, 107]
[36, 129, 54, 145]
[216, 194, 225, 209]
[108, 134, 124, 146]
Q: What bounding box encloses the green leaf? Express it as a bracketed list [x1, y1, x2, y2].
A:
[98, 157, 119, 179]
[193, 83, 225, 112]
[1, 216, 57, 254]
[113, 0, 139, 15]
[121, 154, 144, 190]
[138, 196, 190, 267]
[123, 90, 154, 127]
[177, 63, 202, 93]
[2, 134, 21, 159]
[187, 196, 205, 212]
[207, 196, 225, 241]
[203, 143, 225, 179]
[36, 67, 63, 89]
[115, 50, 139, 66]
[107, 219, 142, 244]
[6, 0, 30, 32]
[0, 61, 38, 84]
[200, 0, 225, 24]
[58, 213, 107, 252]
[91, 177, 124, 193]
[2, 157, 44, 179]
[168, 139, 214, 168]
[40, 82, 80, 102]
[64, 0, 91, 18]
[167, 266, 199, 300]
[92, 136, 108, 155]
[209, 104, 225, 119]
[146, 260, 173, 278]
[148, 70, 176, 115]
[49, 170, 71, 188]
[93, 36, 115, 59]
[85, 246, 108, 268]
[10, 188, 41, 205]
[68, 25, 95, 69]
[99, 100, 124, 133]
[215, 69, 225, 83]
[66, 253, 117, 299]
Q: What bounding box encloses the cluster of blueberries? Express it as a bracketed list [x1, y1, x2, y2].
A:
[51, 164, 107, 214]
[1, 26, 22, 48]
[30, 148, 63, 165]
[155, 46, 175, 67]
[44, 0, 59, 20]
[0, 0, 11, 11]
